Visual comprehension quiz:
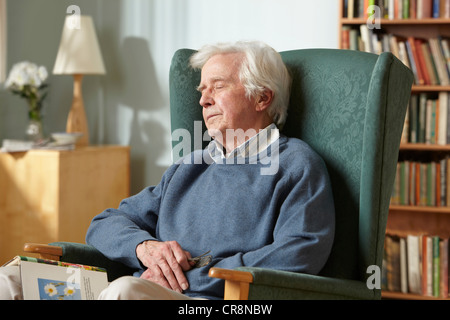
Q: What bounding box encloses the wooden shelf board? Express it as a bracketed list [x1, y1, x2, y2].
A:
[382, 290, 450, 300]
[390, 205, 450, 214]
[399, 143, 450, 151]
[411, 85, 450, 92]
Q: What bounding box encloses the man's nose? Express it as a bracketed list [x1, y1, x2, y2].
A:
[200, 90, 213, 108]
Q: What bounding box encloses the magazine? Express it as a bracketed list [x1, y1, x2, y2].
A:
[0, 139, 75, 152]
[3, 256, 108, 300]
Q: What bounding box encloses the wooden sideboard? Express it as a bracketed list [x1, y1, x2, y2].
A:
[0, 145, 130, 264]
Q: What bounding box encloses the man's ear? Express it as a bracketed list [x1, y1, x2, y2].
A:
[255, 89, 274, 112]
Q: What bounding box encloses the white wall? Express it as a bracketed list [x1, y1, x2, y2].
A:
[182, 0, 339, 51]
[0, 0, 6, 83]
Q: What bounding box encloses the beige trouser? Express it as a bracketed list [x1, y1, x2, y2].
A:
[0, 266, 202, 300]
[98, 276, 203, 300]
[0, 266, 22, 300]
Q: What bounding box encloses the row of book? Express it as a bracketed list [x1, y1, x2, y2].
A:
[341, 27, 450, 86]
[383, 234, 449, 298]
[391, 158, 450, 206]
[405, 37, 450, 85]
[344, 0, 450, 19]
[401, 92, 450, 144]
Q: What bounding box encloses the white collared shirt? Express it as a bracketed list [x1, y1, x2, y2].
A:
[207, 123, 280, 163]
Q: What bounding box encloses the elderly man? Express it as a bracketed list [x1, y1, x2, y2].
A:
[87, 41, 335, 300]
[0, 41, 334, 300]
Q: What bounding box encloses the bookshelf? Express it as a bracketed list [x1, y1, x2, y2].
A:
[339, 0, 450, 300]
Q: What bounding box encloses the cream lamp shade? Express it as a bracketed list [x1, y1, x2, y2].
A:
[53, 15, 105, 75]
[53, 15, 106, 146]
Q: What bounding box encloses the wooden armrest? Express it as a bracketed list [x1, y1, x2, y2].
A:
[208, 267, 253, 300]
[23, 243, 63, 261]
[208, 267, 253, 283]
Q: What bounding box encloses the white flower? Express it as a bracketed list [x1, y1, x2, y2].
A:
[64, 286, 75, 296]
[4, 61, 48, 89]
[44, 283, 58, 297]
[38, 66, 48, 82]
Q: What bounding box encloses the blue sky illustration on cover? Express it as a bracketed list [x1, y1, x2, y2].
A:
[37, 278, 81, 300]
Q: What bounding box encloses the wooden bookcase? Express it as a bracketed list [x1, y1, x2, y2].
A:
[339, 0, 450, 299]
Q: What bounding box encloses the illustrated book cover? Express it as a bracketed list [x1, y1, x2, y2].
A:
[3, 256, 108, 300]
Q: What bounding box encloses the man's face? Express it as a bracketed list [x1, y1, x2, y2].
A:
[198, 53, 259, 139]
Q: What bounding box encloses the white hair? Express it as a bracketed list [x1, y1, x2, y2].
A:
[189, 41, 291, 128]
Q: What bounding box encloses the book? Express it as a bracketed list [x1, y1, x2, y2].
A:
[421, 42, 439, 85]
[3, 256, 108, 300]
[432, 236, 440, 297]
[439, 238, 449, 297]
[409, 37, 426, 85]
[342, 26, 350, 49]
[442, 38, 450, 69]
[400, 237, 408, 293]
[438, 92, 449, 145]
[385, 235, 401, 291]
[433, 0, 441, 18]
[405, 235, 421, 294]
[418, 0, 433, 18]
[359, 24, 373, 53]
[422, 235, 433, 296]
[430, 38, 450, 85]
[406, 39, 421, 84]
[440, 158, 447, 206]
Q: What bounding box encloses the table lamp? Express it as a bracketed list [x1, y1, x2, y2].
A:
[53, 15, 106, 146]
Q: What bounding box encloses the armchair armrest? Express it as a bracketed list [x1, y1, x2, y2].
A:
[24, 243, 63, 260]
[24, 242, 134, 282]
[208, 267, 253, 300]
[209, 267, 379, 300]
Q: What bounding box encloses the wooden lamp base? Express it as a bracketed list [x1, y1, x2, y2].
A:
[66, 74, 89, 146]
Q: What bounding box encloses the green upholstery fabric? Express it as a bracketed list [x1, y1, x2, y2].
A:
[48, 48, 413, 299]
[237, 267, 375, 300]
[49, 242, 134, 282]
[169, 48, 413, 299]
[169, 49, 205, 154]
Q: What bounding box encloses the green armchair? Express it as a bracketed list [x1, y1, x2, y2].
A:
[25, 48, 413, 299]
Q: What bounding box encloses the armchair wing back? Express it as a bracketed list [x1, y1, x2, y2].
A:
[169, 48, 413, 292]
[280, 49, 413, 283]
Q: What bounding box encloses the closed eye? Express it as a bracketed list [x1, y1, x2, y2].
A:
[197, 79, 229, 93]
[196, 85, 205, 93]
[214, 80, 227, 90]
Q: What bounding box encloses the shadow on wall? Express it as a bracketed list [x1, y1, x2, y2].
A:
[113, 36, 167, 194]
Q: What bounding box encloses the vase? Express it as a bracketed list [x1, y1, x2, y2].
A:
[26, 110, 44, 142]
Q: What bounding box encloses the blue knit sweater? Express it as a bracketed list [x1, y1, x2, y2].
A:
[86, 135, 335, 299]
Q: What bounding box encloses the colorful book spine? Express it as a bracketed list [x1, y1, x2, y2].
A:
[16, 256, 107, 273]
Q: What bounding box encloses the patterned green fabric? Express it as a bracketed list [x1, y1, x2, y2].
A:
[280, 49, 378, 282]
[238, 267, 375, 300]
[169, 49, 205, 155]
